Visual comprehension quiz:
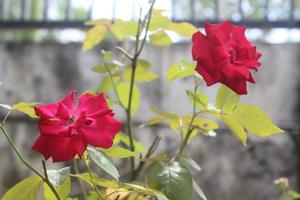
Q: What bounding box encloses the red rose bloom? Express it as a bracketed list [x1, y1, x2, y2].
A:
[192, 21, 261, 94]
[32, 91, 122, 162]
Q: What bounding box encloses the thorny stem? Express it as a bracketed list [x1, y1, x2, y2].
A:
[131, 136, 161, 181]
[73, 160, 88, 200]
[126, 0, 156, 180]
[0, 125, 61, 200]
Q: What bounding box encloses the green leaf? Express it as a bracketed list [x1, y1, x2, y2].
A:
[215, 85, 240, 112]
[44, 177, 71, 200]
[116, 82, 141, 114]
[150, 107, 180, 130]
[124, 59, 158, 82]
[82, 25, 108, 51]
[232, 104, 284, 137]
[221, 115, 247, 145]
[87, 146, 120, 181]
[71, 173, 119, 188]
[167, 60, 195, 82]
[101, 50, 113, 63]
[116, 133, 146, 154]
[149, 11, 170, 31]
[110, 19, 127, 40]
[192, 179, 207, 200]
[147, 161, 193, 200]
[186, 90, 209, 110]
[167, 22, 198, 37]
[180, 154, 201, 172]
[182, 116, 219, 138]
[123, 183, 155, 196]
[97, 76, 120, 93]
[110, 19, 138, 40]
[150, 30, 172, 46]
[141, 117, 165, 127]
[2, 176, 42, 200]
[101, 147, 138, 158]
[47, 166, 71, 186]
[12, 102, 39, 118]
[91, 64, 116, 74]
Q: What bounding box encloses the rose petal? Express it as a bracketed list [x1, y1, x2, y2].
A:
[81, 115, 122, 148]
[35, 103, 58, 118]
[38, 118, 69, 136]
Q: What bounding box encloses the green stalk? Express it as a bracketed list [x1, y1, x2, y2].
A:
[177, 84, 199, 157]
[126, 0, 157, 179]
[85, 159, 104, 200]
[0, 125, 61, 200]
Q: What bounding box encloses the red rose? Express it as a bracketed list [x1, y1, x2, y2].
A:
[32, 91, 122, 162]
[192, 21, 261, 94]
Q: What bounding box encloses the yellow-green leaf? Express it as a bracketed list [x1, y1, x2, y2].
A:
[82, 25, 108, 51]
[97, 76, 120, 93]
[221, 115, 247, 145]
[167, 60, 195, 82]
[115, 133, 146, 154]
[182, 116, 218, 139]
[124, 67, 158, 82]
[116, 82, 140, 114]
[215, 85, 240, 113]
[149, 11, 170, 31]
[150, 30, 172, 46]
[12, 102, 39, 118]
[186, 90, 209, 110]
[44, 177, 71, 200]
[101, 147, 138, 158]
[71, 173, 119, 188]
[101, 50, 113, 63]
[233, 104, 284, 137]
[2, 176, 42, 200]
[167, 22, 198, 36]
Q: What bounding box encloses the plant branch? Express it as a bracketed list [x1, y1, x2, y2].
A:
[136, 0, 156, 57]
[0, 125, 61, 200]
[132, 136, 161, 181]
[103, 63, 125, 110]
[125, 7, 143, 175]
[176, 84, 199, 157]
[115, 46, 133, 60]
[126, 0, 156, 180]
[85, 159, 104, 200]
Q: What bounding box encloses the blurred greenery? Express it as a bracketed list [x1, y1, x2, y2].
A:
[0, 0, 299, 42]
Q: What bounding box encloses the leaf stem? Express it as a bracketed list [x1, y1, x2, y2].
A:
[132, 136, 161, 181]
[103, 63, 125, 110]
[0, 125, 61, 200]
[85, 159, 104, 200]
[177, 84, 199, 157]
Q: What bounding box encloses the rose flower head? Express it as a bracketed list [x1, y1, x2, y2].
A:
[192, 21, 261, 94]
[32, 91, 122, 162]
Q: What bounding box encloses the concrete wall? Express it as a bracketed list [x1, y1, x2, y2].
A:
[0, 42, 299, 200]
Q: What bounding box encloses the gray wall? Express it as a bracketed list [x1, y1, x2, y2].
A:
[0, 42, 299, 200]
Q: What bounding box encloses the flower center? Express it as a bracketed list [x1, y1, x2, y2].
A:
[67, 116, 76, 125]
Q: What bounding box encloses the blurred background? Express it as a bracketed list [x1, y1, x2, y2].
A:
[0, 0, 299, 199]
